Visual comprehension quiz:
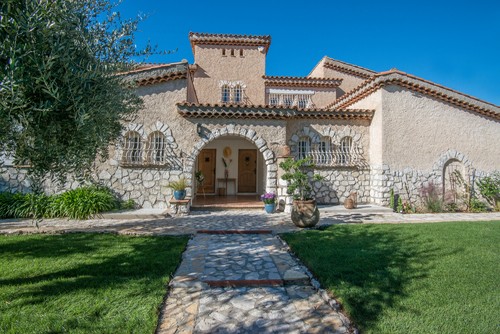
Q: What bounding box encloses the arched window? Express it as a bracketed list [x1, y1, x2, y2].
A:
[233, 84, 242, 103]
[123, 131, 142, 164]
[318, 137, 331, 165]
[148, 132, 166, 165]
[298, 136, 311, 160]
[221, 85, 230, 103]
[339, 136, 352, 165]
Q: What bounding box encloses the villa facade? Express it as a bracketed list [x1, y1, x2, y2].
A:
[2, 32, 499, 211]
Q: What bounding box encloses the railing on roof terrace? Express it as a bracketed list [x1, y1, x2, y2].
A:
[305, 147, 365, 167]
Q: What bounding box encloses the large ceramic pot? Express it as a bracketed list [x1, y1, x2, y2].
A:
[291, 200, 320, 228]
[173, 190, 186, 200]
[264, 203, 275, 214]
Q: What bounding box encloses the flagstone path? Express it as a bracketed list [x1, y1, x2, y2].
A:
[157, 231, 351, 334]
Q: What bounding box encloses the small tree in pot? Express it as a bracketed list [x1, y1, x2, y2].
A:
[279, 157, 323, 227]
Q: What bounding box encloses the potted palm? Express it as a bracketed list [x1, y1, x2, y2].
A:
[168, 177, 188, 200]
[279, 157, 323, 227]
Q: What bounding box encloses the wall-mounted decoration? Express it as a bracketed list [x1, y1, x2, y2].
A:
[223, 146, 232, 158]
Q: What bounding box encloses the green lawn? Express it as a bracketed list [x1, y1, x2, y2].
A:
[0, 233, 188, 334]
[281, 221, 500, 334]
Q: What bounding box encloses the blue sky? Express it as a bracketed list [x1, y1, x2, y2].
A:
[118, 0, 500, 105]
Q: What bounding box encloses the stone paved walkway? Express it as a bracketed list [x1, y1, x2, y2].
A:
[1, 205, 498, 236]
[157, 231, 350, 334]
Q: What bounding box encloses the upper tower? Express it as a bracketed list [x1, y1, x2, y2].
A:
[189, 32, 271, 105]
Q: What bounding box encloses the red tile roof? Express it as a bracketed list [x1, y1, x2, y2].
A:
[189, 32, 271, 54]
[329, 69, 500, 120]
[177, 102, 373, 120]
[263, 76, 342, 88]
[119, 62, 189, 87]
[323, 57, 376, 79]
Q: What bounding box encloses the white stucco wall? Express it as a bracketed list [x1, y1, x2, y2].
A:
[381, 85, 500, 172]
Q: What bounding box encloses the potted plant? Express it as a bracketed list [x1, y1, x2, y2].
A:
[168, 177, 188, 200]
[260, 192, 277, 213]
[279, 157, 323, 227]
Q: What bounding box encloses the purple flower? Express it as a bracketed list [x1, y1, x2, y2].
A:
[260, 192, 276, 204]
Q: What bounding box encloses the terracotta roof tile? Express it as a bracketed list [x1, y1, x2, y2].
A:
[120, 61, 189, 87]
[189, 32, 271, 54]
[263, 76, 342, 88]
[329, 69, 500, 120]
[323, 57, 376, 79]
[177, 102, 373, 120]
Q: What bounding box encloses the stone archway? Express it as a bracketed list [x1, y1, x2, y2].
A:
[433, 149, 473, 205]
[183, 125, 278, 197]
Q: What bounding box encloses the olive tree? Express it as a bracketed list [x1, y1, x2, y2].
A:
[0, 0, 162, 188]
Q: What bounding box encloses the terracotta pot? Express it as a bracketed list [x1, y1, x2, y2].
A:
[344, 198, 354, 209]
[291, 200, 320, 228]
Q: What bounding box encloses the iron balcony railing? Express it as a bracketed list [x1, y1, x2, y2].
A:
[304, 148, 366, 167]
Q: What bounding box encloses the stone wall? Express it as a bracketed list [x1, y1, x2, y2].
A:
[314, 168, 371, 204]
[0, 167, 31, 194]
[370, 149, 492, 207]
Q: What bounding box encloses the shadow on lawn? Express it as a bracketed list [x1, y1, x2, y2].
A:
[284, 225, 460, 331]
[0, 234, 187, 307]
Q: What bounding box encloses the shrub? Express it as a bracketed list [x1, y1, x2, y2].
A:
[49, 186, 118, 219]
[419, 182, 444, 213]
[120, 199, 136, 210]
[470, 198, 488, 213]
[476, 172, 500, 210]
[0, 192, 51, 219]
[0, 186, 119, 220]
[0, 192, 18, 219]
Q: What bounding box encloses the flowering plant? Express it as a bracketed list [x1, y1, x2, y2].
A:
[260, 192, 277, 204]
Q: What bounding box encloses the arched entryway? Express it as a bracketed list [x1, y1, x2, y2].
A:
[184, 125, 278, 207]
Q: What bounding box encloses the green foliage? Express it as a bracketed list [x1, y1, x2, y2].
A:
[397, 197, 403, 213]
[120, 199, 136, 210]
[470, 198, 488, 213]
[389, 189, 394, 210]
[167, 177, 188, 191]
[49, 186, 117, 219]
[0, 186, 119, 220]
[476, 172, 500, 210]
[0, 0, 166, 186]
[279, 157, 323, 200]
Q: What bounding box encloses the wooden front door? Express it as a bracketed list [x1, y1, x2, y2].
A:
[197, 149, 216, 193]
[238, 149, 257, 193]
